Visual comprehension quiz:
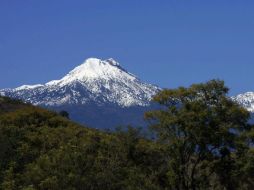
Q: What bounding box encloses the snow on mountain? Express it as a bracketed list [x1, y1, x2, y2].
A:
[1, 59, 254, 128]
[15, 84, 44, 91]
[232, 92, 254, 112]
[0, 58, 160, 108]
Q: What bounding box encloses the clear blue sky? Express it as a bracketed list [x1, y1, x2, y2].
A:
[0, 0, 254, 95]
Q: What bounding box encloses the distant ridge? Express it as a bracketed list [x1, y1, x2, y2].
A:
[232, 92, 254, 112]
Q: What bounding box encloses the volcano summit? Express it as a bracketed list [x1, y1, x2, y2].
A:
[0, 58, 160, 128]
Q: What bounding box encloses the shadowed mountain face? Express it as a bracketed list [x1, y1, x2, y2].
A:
[0, 58, 160, 129]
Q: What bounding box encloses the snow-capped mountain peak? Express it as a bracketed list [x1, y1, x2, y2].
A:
[0, 58, 160, 107]
[45, 58, 136, 87]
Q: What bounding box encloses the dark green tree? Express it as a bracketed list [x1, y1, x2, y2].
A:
[59, 110, 69, 119]
[145, 80, 252, 190]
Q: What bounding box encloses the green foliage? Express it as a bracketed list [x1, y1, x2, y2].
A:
[146, 80, 254, 190]
[0, 96, 29, 115]
[0, 96, 165, 190]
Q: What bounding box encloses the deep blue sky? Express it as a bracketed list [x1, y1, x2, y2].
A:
[0, 0, 254, 95]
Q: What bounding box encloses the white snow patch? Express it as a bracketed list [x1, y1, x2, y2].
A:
[15, 84, 43, 91]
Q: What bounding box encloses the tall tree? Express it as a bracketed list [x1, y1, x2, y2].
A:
[59, 110, 69, 119]
[145, 80, 252, 190]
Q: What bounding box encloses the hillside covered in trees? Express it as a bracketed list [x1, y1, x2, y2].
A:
[0, 80, 254, 190]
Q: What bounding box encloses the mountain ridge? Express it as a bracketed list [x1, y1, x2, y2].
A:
[232, 92, 254, 112]
[1, 57, 254, 128]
